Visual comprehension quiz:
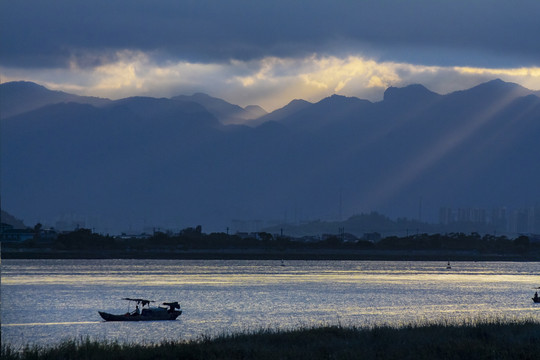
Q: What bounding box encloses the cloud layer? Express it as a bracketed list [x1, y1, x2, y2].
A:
[1, 1, 540, 110]
[3, 52, 539, 111]
[3, 0, 540, 67]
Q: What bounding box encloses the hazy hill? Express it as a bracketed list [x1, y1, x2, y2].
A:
[1, 210, 28, 229]
[244, 105, 268, 119]
[172, 92, 267, 125]
[255, 99, 313, 123]
[0, 81, 111, 118]
[2, 79, 539, 234]
[0, 82, 267, 125]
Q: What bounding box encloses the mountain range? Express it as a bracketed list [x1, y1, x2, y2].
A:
[1, 79, 539, 235]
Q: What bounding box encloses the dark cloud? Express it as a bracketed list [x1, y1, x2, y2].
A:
[1, 0, 539, 69]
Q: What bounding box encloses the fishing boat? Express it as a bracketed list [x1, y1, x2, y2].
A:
[533, 291, 540, 303]
[99, 298, 182, 321]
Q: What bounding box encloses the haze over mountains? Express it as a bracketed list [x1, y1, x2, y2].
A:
[1, 80, 539, 235]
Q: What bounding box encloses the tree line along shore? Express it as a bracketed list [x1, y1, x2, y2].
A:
[2, 318, 539, 360]
[2, 226, 540, 260]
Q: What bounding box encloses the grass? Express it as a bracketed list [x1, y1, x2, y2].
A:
[2, 318, 540, 359]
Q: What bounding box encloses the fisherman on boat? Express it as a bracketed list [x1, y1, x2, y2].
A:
[534, 292, 539, 303]
[99, 298, 182, 321]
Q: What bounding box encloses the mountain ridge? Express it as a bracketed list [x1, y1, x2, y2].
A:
[3, 78, 539, 125]
[0, 81, 112, 118]
[2, 79, 539, 234]
[171, 92, 267, 125]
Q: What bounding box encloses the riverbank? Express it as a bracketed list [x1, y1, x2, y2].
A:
[2, 318, 539, 360]
[3, 247, 540, 261]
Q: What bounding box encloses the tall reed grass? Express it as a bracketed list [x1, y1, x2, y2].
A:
[2, 317, 539, 359]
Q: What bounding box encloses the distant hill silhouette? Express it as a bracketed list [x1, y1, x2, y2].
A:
[256, 99, 313, 122]
[1, 79, 539, 234]
[244, 105, 268, 119]
[0, 82, 267, 125]
[0, 81, 111, 118]
[1, 210, 28, 229]
[172, 92, 267, 124]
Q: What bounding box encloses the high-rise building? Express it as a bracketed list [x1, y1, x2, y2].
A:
[439, 207, 453, 225]
[491, 207, 507, 232]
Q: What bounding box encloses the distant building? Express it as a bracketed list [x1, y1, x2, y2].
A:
[1, 223, 58, 243]
[342, 232, 359, 243]
[456, 208, 468, 222]
[471, 208, 487, 224]
[235, 232, 263, 240]
[362, 232, 381, 242]
[117, 233, 152, 240]
[299, 235, 321, 243]
[439, 207, 453, 225]
[509, 207, 538, 234]
[491, 207, 507, 231]
[321, 232, 358, 243]
[39, 228, 58, 242]
[530, 204, 540, 233]
[440, 206, 509, 230]
[0, 223, 34, 242]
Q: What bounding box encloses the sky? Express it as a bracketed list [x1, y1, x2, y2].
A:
[1, 0, 540, 111]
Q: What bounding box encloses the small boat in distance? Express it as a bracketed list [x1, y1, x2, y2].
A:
[99, 298, 182, 321]
[446, 261, 451, 269]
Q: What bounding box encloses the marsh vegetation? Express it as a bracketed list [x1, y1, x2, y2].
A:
[3, 318, 539, 360]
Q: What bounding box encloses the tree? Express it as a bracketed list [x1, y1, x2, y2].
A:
[514, 235, 530, 252]
[33, 223, 42, 241]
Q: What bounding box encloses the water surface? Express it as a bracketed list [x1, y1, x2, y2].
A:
[2, 259, 539, 347]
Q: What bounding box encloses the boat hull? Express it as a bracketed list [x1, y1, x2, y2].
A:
[99, 311, 181, 321]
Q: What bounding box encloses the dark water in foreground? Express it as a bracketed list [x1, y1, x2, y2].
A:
[2, 259, 539, 347]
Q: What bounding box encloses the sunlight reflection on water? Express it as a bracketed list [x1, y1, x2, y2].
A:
[1, 259, 539, 347]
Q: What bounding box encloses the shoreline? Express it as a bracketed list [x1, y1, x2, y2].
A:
[3, 248, 540, 261]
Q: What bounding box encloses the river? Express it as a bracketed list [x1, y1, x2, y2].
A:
[1, 259, 539, 348]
